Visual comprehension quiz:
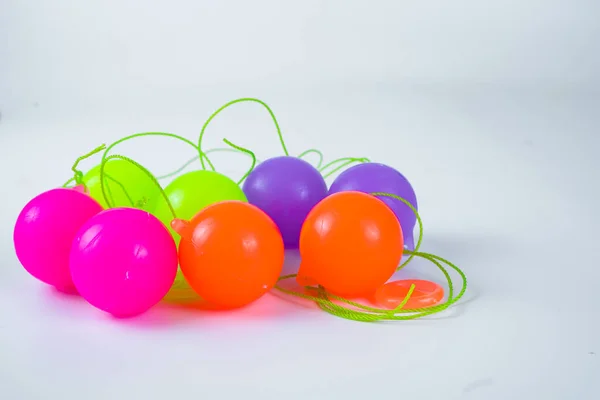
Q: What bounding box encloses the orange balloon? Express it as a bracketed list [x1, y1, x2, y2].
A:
[171, 200, 284, 309]
[298, 191, 404, 297]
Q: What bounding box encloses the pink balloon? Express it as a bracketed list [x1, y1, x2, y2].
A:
[14, 187, 103, 292]
[70, 207, 178, 317]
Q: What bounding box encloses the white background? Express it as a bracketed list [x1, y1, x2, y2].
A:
[1, 1, 599, 399]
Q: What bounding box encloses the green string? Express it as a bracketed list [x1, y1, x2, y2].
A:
[222, 139, 257, 185]
[198, 98, 288, 170]
[158, 149, 235, 180]
[100, 171, 135, 208]
[62, 177, 76, 188]
[297, 149, 324, 169]
[99, 154, 177, 220]
[273, 192, 468, 322]
[62, 144, 107, 188]
[94, 132, 214, 207]
[62, 144, 135, 207]
[319, 157, 371, 179]
[309, 251, 464, 320]
[157, 147, 327, 182]
[102, 131, 215, 172]
[156, 147, 265, 181]
[67, 99, 363, 191]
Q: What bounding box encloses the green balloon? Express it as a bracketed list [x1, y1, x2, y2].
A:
[155, 170, 246, 301]
[153, 169, 247, 242]
[82, 159, 162, 211]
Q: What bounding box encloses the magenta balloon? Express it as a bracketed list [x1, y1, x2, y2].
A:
[242, 156, 327, 248]
[328, 163, 418, 249]
[70, 207, 178, 317]
[14, 188, 103, 292]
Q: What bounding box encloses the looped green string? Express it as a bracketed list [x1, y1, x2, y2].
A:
[297, 149, 324, 169]
[95, 132, 214, 207]
[319, 156, 371, 179]
[62, 177, 76, 188]
[156, 147, 260, 181]
[61, 146, 130, 208]
[65, 144, 107, 188]
[101, 131, 215, 172]
[273, 192, 468, 322]
[302, 250, 465, 321]
[99, 154, 177, 220]
[157, 147, 328, 182]
[222, 139, 257, 185]
[198, 98, 288, 170]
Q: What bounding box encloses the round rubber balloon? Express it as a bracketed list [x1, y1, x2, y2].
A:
[153, 170, 247, 243]
[14, 186, 103, 292]
[70, 207, 178, 317]
[328, 163, 418, 249]
[298, 191, 404, 297]
[242, 156, 327, 248]
[82, 158, 161, 212]
[172, 200, 284, 309]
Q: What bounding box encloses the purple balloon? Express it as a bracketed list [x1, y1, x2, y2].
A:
[243, 156, 327, 248]
[328, 163, 418, 249]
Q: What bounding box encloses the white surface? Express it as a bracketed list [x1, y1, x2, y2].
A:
[1, 1, 599, 399]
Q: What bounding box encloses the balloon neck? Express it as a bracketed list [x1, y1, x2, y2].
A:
[171, 218, 192, 241]
[72, 184, 88, 194]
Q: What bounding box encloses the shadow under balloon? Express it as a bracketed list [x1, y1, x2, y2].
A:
[154, 294, 307, 327]
[161, 249, 304, 306]
[40, 250, 307, 329]
[416, 231, 512, 265]
[386, 231, 514, 320]
[142, 250, 311, 325]
[37, 283, 288, 330]
[272, 233, 496, 321]
[40, 235, 486, 327]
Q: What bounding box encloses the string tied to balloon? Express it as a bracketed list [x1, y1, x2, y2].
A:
[297, 149, 325, 169]
[319, 156, 371, 179]
[144, 97, 369, 184]
[64, 98, 371, 202]
[99, 153, 178, 219]
[62, 144, 107, 190]
[89, 131, 214, 209]
[273, 191, 468, 322]
[195, 97, 370, 179]
[198, 97, 288, 170]
[222, 138, 256, 184]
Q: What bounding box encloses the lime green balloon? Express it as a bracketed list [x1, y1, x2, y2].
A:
[82, 159, 162, 211]
[153, 169, 247, 241]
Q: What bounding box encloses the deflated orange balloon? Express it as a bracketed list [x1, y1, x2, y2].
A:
[374, 279, 444, 310]
[171, 200, 284, 309]
[298, 191, 404, 297]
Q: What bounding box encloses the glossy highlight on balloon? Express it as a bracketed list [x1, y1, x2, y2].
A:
[70, 207, 178, 317]
[153, 170, 247, 242]
[82, 158, 162, 211]
[329, 162, 418, 249]
[242, 156, 327, 248]
[298, 191, 404, 297]
[14, 186, 104, 293]
[172, 200, 285, 309]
